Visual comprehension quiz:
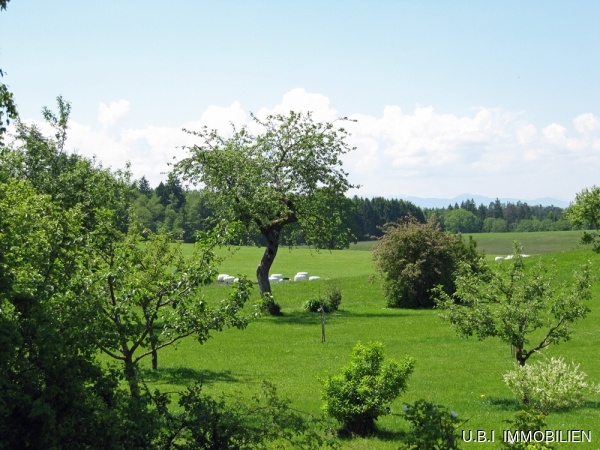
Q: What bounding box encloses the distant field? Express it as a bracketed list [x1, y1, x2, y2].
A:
[465, 230, 584, 256]
[347, 230, 585, 256]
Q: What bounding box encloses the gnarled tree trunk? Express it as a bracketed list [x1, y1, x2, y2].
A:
[256, 226, 282, 295]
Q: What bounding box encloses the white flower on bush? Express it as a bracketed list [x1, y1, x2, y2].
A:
[503, 357, 598, 414]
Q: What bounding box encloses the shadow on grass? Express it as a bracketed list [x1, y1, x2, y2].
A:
[266, 310, 409, 325]
[486, 397, 600, 413]
[335, 427, 407, 443]
[141, 367, 241, 386]
[485, 396, 520, 411]
[583, 400, 600, 410]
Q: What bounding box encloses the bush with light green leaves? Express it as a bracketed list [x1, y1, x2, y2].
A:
[320, 342, 415, 436]
[503, 357, 600, 414]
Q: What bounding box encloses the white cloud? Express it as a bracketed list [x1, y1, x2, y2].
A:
[98, 99, 130, 127]
[573, 113, 600, 134]
[256, 88, 338, 123]
[14, 90, 600, 201]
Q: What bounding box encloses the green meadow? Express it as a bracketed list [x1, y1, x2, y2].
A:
[141, 232, 600, 449]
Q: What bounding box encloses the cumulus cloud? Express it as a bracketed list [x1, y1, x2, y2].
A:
[16, 90, 600, 201]
[256, 88, 338, 123]
[98, 99, 130, 127]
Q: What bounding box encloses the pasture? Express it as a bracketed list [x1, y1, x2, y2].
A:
[144, 232, 600, 449]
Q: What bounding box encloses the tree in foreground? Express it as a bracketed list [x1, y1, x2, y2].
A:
[88, 216, 257, 398]
[321, 342, 415, 436]
[566, 185, 600, 252]
[373, 217, 480, 308]
[434, 244, 592, 366]
[175, 111, 357, 300]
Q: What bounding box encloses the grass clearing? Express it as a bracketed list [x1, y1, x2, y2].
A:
[142, 232, 600, 449]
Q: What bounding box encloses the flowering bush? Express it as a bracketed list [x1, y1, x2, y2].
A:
[503, 357, 599, 414]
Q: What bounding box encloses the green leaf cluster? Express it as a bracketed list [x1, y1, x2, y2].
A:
[435, 243, 592, 366]
[566, 185, 600, 252]
[373, 216, 480, 308]
[321, 342, 415, 436]
[400, 399, 465, 450]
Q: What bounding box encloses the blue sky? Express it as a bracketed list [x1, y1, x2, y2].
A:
[1, 1, 599, 202]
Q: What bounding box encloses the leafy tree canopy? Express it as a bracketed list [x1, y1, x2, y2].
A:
[175, 110, 357, 296]
[567, 185, 600, 252]
[435, 244, 592, 366]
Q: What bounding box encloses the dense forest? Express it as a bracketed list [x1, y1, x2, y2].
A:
[131, 176, 574, 243]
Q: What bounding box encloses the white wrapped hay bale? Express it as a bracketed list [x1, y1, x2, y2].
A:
[269, 276, 281, 283]
[294, 272, 309, 282]
[223, 276, 236, 283]
[217, 274, 230, 282]
[494, 257, 504, 262]
[309, 276, 321, 281]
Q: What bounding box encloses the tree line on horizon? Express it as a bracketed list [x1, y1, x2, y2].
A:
[131, 175, 575, 243]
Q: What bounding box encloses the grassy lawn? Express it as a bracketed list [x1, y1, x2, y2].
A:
[141, 231, 600, 449]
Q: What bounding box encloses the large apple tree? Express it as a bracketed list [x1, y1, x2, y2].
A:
[175, 111, 357, 298]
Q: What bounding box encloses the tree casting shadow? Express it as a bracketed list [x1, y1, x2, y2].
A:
[141, 367, 241, 386]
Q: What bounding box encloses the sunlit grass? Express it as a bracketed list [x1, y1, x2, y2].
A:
[145, 232, 600, 449]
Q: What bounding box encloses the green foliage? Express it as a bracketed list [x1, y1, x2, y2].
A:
[304, 286, 342, 313]
[373, 217, 480, 308]
[261, 292, 282, 316]
[175, 110, 357, 295]
[321, 342, 415, 436]
[168, 381, 338, 450]
[0, 178, 148, 450]
[482, 217, 508, 233]
[400, 399, 465, 450]
[443, 209, 481, 233]
[503, 357, 599, 414]
[500, 410, 553, 450]
[0, 1, 18, 145]
[435, 243, 592, 366]
[566, 185, 600, 252]
[89, 218, 258, 396]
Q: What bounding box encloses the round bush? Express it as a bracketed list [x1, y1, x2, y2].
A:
[321, 342, 415, 436]
[373, 216, 480, 308]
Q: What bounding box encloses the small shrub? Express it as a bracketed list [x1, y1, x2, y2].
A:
[261, 292, 282, 316]
[320, 342, 415, 436]
[326, 286, 342, 311]
[400, 399, 464, 450]
[304, 297, 327, 312]
[503, 357, 598, 414]
[175, 381, 338, 449]
[373, 216, 480, 308]
[304, 286, 342, 313]
[500, 410, 553, 450]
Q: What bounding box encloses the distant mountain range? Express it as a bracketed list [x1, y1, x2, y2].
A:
[401, 194, 570, 209]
